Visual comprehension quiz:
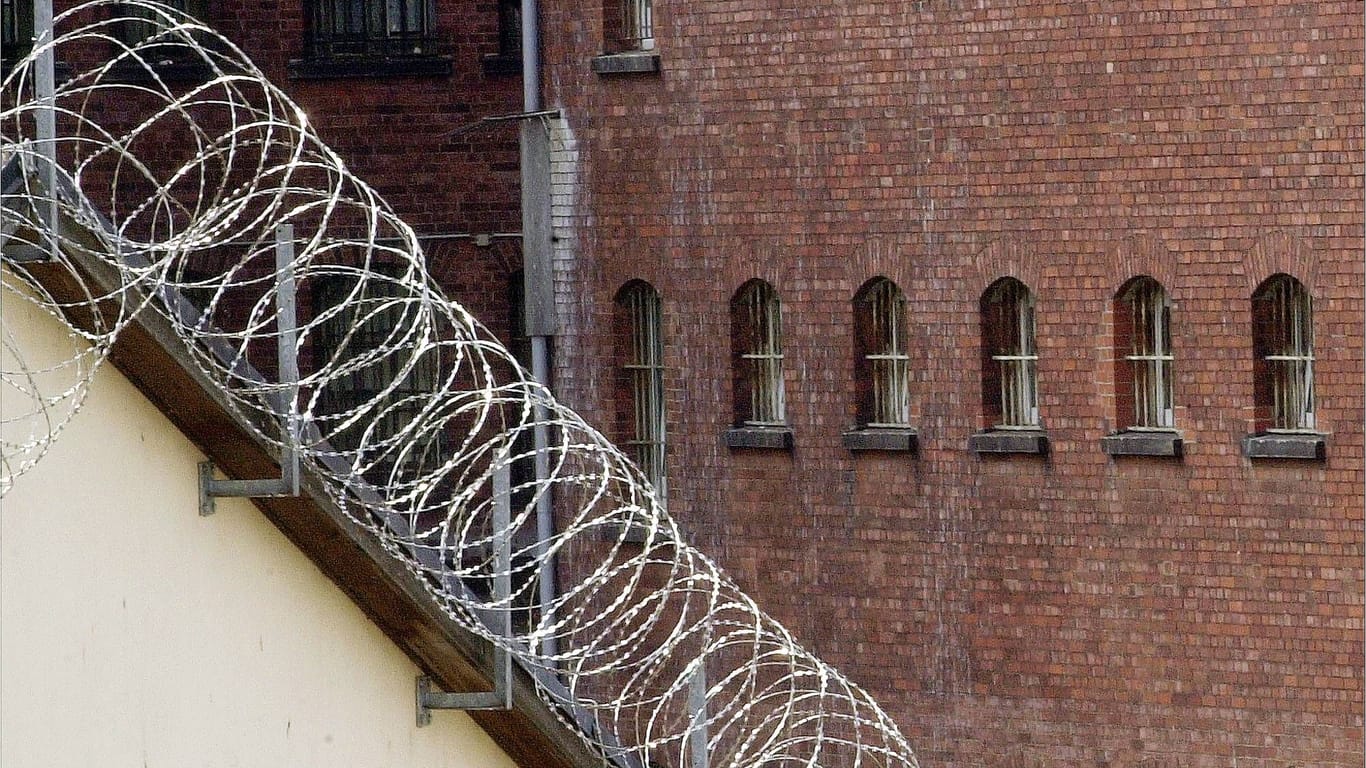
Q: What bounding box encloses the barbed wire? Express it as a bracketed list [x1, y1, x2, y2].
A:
[0, 4, 919, 766]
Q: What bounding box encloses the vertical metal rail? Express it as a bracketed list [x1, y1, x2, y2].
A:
[687, 665, 709, 768]
[34, 0, 58, 260]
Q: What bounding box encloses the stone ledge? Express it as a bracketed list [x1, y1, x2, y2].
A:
[968, 430, 1048, 455]
[1101, 431, 1183, 458]
[842, 427, 917, 453]
[105, 58, 210, 84]
[288, 55, 452, 80]
[724, 426, 794, 451]
[1242, 432, 1326, 461]
[481, 53, 522, 75]
[590, 51, 661, 75]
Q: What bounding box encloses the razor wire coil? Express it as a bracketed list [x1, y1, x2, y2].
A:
[0, 4, 919, 766]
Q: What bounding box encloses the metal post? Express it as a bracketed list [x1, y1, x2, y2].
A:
[34, 0, 58, 261]
[688, 665, 709, 768]
[275, 223, 300, 496]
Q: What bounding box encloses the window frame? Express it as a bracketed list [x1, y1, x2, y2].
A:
[731, 279, 785, 427]
[615, 281, 666, 503]
[1252, 274, 1315, 433]
[2, 0, 34, 69]
[853, 277, 910, 428]
[980, 277, 1039, 430]
[114, 0, 208, 44]
[1115, 277, 1174, 431]
[621, 0, 653, 51]
[304, 0, 438, 59]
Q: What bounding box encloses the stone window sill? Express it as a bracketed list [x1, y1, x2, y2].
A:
[1242, 432, 1326, 461]
[481, 53, 521, 75]
[288, 55, 452, 80]
[842, 427, 917, 453]
[105, 58, 210, 84]
[1101, 430, 1183, 458]
[591, 51, 661, 75]
[968, 430, 1048, 455]
[724, 425, 794, 451]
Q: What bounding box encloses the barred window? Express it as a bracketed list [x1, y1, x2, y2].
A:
[853, 277, 909, 427]
[622, 0, 653, 50]
[1115, 277, 1174, 430]
[306, 0, 435, 58]
[116, 0, 207, 41]
[314, 265, 440, 484]
[981, 278, 1039, 429]
[1252, 274, 1314, 432]
[2, 0, 33, 67]
[603, 0, 652, 52]
[496, 0, 520, 58]
[731, 280, 784, 426]
[615, 281, 666, 501]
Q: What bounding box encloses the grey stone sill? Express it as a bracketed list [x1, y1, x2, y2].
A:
[613, 520, 652, 544]
[591, 51, 661, 75]
[724, 425, 794, 451]
[842, 427, 917, 453]
[1242, 432, 1326, 461]
[106, 58, 210, 84]
[481, 53, 521, 75]
[968, 430, 1048, 455]
[288, 55, 453, 79]
[1102, 430, 1183, 458]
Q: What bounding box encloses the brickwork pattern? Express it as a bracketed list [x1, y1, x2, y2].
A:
[541, 0, 1364, 764]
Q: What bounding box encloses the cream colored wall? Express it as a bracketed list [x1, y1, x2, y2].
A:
[0, 292, 522, 768]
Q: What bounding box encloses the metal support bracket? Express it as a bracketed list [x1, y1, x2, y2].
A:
[415, 645, 511, 723]
[416, 464, 515, 724]
[198, 224, 301, 516]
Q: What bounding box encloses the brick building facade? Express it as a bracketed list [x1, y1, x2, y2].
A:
[535, 1, 1364, 765]
[7, 0, 1363, 764]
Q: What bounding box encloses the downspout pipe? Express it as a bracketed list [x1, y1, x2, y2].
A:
[520, 0, 558, 665]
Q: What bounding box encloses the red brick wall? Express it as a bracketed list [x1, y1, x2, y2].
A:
[542, 1, 1364, 764]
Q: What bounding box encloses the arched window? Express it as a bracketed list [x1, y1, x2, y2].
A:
[1114, 277, 1174, 430]
[853, 278, 909, 427]
[614, 281, 666, 498]
[1252, 274, 1314, 432]
[981, 278, 1038, 429]
[731, 280, 784, 426]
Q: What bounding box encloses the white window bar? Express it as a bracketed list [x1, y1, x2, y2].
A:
[623, 0, 653, 50]
[987, 279, 1039, 429]
[863, 279, 909, 426]
[741, 282, 784, 425]
[1264, 277, 1315, 432]
[623, 285, 666, 500]
[1125, 280, 1174, 430]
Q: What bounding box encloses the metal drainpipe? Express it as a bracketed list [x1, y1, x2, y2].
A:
[521, 0, 558, 665]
